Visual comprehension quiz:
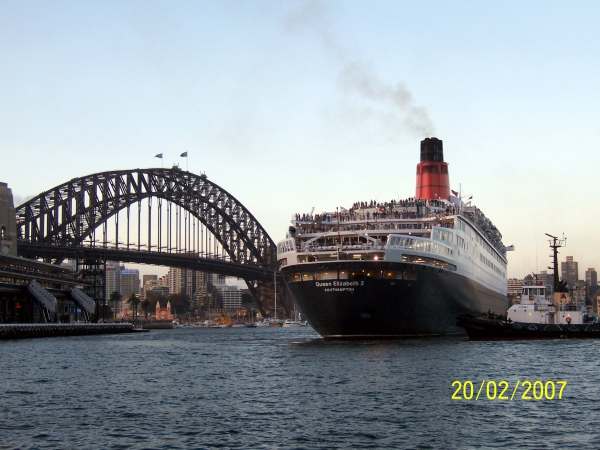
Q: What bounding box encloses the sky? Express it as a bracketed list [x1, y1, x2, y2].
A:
[1, 0, 600, 280]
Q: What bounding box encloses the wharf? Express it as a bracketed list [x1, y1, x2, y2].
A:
[0, 323, 135, 340]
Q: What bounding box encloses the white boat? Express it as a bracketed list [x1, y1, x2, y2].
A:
[282, 319, 307, 327]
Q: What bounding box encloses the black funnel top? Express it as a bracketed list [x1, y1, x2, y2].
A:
[420, 138, 444, 163]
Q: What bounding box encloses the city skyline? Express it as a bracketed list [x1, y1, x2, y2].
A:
[2, 1, 600, 278]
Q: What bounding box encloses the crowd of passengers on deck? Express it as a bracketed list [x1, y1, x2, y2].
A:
[294, 198, 459, 225]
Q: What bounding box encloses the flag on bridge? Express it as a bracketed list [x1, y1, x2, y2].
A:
[180, 152, 188, 157]
[155, 153, 163, 159]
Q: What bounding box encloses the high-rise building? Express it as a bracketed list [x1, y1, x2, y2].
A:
[121, 269, 140, 300]
[166, 268, 212, 311]
[0, 182, 17, 256]
[143, 274, 157, 287]
[141, 274, 158, 299]
[208, 273, 225, 285]
[561, 256, 579, 289]
[105, 262, 122, 299]
[585, 268, 598, 305]
[585, 268, 598, 287]
[167, 268, 183, 295]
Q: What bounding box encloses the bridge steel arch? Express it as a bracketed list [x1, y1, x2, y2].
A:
[15, 168, 289, 317]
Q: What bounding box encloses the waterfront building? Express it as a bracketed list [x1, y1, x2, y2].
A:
[155, 300, 173, 321]
[507, 278, 524, 296]
[215, 284, 242, 310]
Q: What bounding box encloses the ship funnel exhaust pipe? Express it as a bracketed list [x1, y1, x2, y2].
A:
[415, 137, 450, 200]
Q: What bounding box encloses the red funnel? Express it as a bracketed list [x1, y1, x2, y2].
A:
[415, 137, 450, 200]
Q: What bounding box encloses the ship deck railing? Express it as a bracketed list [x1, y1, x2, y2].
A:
[299, 243, 386, 253]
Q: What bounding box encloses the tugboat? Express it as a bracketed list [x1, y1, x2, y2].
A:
[457, 234, 600, 340]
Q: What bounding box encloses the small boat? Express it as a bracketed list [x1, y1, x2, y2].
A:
[269, 318, 284, 327]
[282, 311, 309, 327]
[231, 321, 247, 328]
[132, 324, 150, 333]
[282, 318, 308, 327]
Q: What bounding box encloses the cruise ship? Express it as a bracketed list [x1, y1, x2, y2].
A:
[276, 138, 511, 339]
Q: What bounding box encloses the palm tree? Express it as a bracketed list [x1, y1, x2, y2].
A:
[109, 291, 122, 320]
[140, 299, 151, 321]
[127, 293, 141, 321]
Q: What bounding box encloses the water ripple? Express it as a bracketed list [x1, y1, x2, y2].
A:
[1, 328, 599, 448]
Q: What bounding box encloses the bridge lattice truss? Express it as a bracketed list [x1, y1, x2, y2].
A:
[15, 168, 288, 316]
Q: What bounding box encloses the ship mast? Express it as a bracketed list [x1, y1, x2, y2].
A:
[545, 233, 566, 291]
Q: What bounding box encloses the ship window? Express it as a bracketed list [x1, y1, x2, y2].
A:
[285, 273, 302, 283]
[366, 270, 383, 279]
[278, 258, 287, 268]
[383, 271, 403, 280]
[339, 270, 349, 280]
[314, 271, 337, 280]
[0, 226, 5, 240]
[301, 272, 314, 281]
[349, 270, 366, 280]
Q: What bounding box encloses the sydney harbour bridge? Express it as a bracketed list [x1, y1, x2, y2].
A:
[15, 167, 291, 318]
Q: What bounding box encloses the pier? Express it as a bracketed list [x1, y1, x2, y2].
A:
[0, 323, 135, 340]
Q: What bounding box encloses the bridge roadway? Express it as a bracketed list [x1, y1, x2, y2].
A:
[18, 243, 281, 282]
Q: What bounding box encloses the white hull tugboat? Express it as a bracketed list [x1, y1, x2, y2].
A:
[277, 138, 511, 339]
[457, 234, 600, 340]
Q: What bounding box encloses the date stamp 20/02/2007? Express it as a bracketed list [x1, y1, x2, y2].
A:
[451, 380, 567, 401]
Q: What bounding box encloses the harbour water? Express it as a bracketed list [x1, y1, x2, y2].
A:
[1, 327, 600, 449]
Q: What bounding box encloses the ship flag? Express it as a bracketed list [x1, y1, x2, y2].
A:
[451, 190, 458, 197]
[180, 152, 188, 157]
[155, 153, 163, 158]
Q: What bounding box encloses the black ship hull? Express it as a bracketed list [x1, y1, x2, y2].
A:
[281, 261, 507, 339]
[456, 313, 600, 340]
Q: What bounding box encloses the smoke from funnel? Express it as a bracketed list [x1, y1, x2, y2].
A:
[284, 1, 435, 138]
